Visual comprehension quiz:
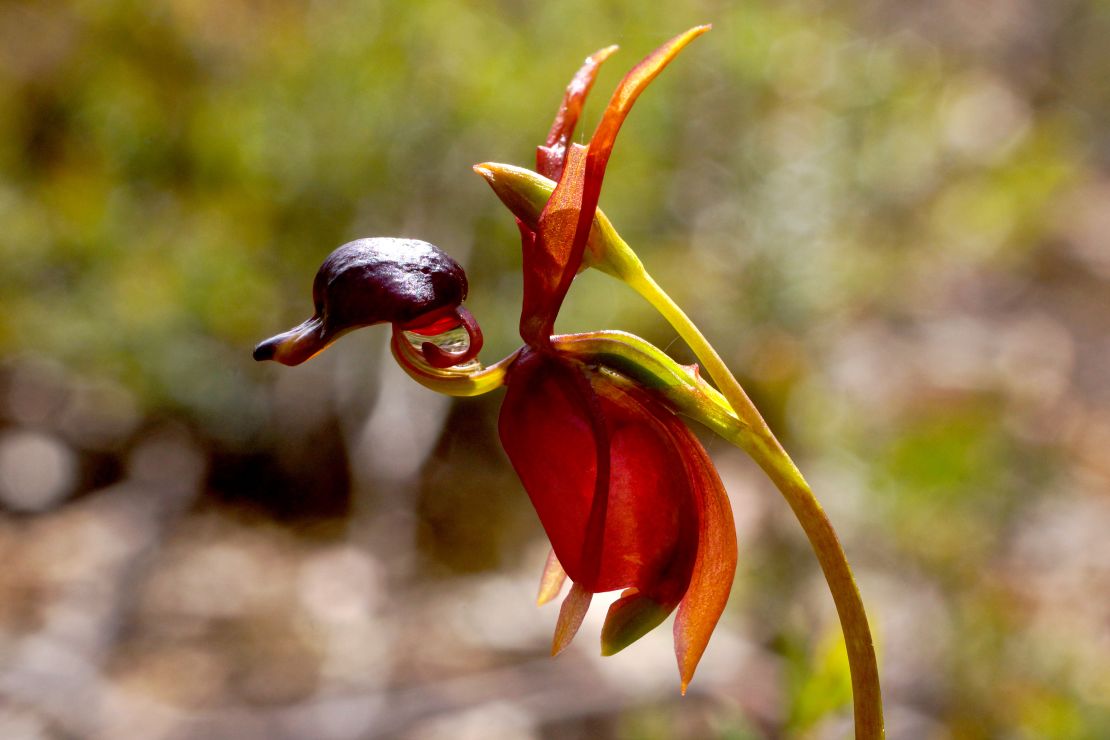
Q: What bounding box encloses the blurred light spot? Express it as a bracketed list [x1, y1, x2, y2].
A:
[865, 572, 951, 697]
[0, 703, 51, 740]
[313, 616, 394, 687]
[919, 316, 997, 390]
[113, 645, 229, 708]
[407, 701, 537, 740]
[356, 344, 451, 483]
[127, 425, 205, 488]
[996, 315, 1074, 408]
[0, 430, 77, 513]
[449, 576, 548, 651]
[1054, 178, 1110, 278]
[1005, 490, 1110, 703]
[59, 378, 140, 450]
[282, 693, 381, 740]
[942, 74, 1030, 162]
[172, 543, 266, 619]
[824, 322, 914, 423]
[297, 545, 382, 623]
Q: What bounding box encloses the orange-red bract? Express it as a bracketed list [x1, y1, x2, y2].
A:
[499, 347, 737, 689]
[495, 22, 735, 692]
[536, 45, 618, 182]
[518, 25, 710, 346]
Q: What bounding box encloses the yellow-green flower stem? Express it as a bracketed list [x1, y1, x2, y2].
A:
[475, 164, 883, 738]
[628, 277, 883, 738]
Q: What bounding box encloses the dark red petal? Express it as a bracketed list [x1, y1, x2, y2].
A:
[499, 353, 698, 599]
[585, 372, 700, 603]
[537, 45, 619, 182]
[499, 350, 610, 588]
[501, 351, 736, 673]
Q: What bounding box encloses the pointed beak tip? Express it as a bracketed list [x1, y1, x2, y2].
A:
[252, 341, 276, 362]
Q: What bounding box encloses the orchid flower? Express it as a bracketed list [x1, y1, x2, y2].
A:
[255, 27, 883, 737]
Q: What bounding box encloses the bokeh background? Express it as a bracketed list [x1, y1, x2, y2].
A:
[2, 0, 1109, 737]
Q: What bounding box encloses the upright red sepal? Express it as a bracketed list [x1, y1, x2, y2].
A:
[518, 26, 710, 347]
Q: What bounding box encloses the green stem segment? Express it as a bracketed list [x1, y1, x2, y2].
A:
[627, 272, 884, 740]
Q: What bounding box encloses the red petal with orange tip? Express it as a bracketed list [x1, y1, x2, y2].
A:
[519, 26, 710, 346]
[538, 45, 619, 182]
[582, 26, 710, 189]
[591, 367, 737, 683]
[544, 26, 711, 328]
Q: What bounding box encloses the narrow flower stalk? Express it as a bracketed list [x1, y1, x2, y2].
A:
[628, 274, 884, 739]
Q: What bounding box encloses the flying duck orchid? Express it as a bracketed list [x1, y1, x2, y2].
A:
[255, 26, 883, 736]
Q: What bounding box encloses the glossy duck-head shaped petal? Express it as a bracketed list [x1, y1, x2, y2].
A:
[254, 238, 476, 366]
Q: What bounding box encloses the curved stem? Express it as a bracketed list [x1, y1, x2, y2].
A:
[627, 272, 884, 739]
[391, 328, 518, 398]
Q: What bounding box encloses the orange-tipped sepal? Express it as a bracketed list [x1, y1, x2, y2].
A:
[538, 45, 619, 181]
[537, 549, 568, 607]
[552, 582, 592, 656]
[670, 416, 737, 694]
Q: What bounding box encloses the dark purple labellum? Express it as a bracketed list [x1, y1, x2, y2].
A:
[254, 238, 471, 366]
